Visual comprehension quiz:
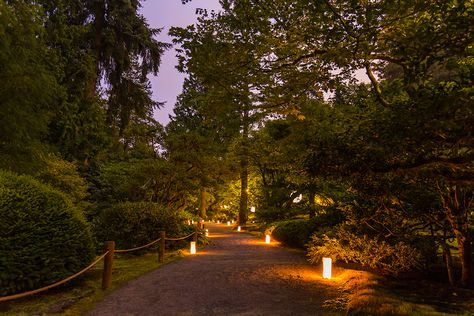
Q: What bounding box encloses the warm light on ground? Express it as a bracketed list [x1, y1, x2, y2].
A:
[265, 234, 271, 244]
[190, 241, 196, 254]
[323, 257, 332, 279]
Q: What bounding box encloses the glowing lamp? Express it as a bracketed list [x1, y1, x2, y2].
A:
[237, 226, 241, 232]
[265, 234, 271, 244]
[231, 220, 234, 224]
[190, 241, 196, 254]
[191, 220, 194, 224]
[217, 220, 220, 224]
[227, 221, 231, 226]
[205, 229, 209, 237]
[250, 206, 256, 213]
[322, 257, 332, 279]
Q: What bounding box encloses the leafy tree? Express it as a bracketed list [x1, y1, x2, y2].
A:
[0, 1, 60, 170]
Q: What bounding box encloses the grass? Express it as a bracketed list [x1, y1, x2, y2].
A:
[0, 250, 186, 316]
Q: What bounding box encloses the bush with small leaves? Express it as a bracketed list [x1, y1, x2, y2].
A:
[93, 202, 190, 250]
[307, 227, 424, 275]
[272, 208, 346, 248]
[0, 170, 94, 296]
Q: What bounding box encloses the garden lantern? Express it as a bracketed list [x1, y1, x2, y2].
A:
[323, 257, 332, 279]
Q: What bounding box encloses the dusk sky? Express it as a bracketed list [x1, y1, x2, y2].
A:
[141, 0, 222, 126]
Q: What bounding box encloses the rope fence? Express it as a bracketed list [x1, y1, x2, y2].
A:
[114, 237, 162, 253]
[0, 252, 109, 303]
[0, 224, 204, 303]
[165, 232, 196, 241]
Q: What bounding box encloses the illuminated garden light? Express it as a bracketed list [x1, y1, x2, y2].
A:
[190, 241, 196, 254]
[231, 220, 234, 224]
[265, 234, 271, 244]
[217, 220, 220, 224]
[322, 257, 332, 279]
[227, 221, 231, 226]
[237, 226, 241, 232]
[250, 206, 255, 213]
[205, 229, 209, 237]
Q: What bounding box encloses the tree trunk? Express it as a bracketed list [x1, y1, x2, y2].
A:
[439, 185, 473, 288]
[86, 1, 105, 101]
[239, 109, 249, 226]
[458, 235, 473, 288]
[199, 186, 207, 219]
[441, 240, 455, 287]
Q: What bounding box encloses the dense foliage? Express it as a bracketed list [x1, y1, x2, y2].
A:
[93, 202, 187, 250]
[0, 171, 94, 296]
[1, 0, 472, 292]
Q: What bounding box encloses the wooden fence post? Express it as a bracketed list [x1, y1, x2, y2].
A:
[159, 231, 165, 263]
[102, 241, 115, 290]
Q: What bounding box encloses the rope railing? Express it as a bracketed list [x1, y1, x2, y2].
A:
[0, 225, 205, 303]
[165, 232, 196, 241]
[0, 252, 109, 303]
[114, 237, 162, 253]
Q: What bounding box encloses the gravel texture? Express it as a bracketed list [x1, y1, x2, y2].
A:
[88, 223, 339, 316]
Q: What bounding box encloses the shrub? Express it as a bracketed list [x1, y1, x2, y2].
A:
[307, 227, 423, 275]
[271, 208, 346, 248]
[0, 170, 95, 296]
[93, 202, 189, 250]
[272, 219, 314, 248]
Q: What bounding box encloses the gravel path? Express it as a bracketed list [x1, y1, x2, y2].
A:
[88, 223, 340, 316]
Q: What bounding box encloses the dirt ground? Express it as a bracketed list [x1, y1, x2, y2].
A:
[88, 223, 341, 316]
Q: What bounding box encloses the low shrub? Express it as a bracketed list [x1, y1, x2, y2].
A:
[0, 170, 95, 296]
[307, 227, 424, 275]
[93, 202, 189, 250]
[271, 207, 346, 248]
[272, 219, 313, 248]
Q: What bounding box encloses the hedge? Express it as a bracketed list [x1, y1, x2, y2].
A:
[0, 170, 94, 296]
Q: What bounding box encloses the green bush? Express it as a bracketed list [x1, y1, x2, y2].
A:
[272, 219, 314, 248]
[271, 208, 346, 248]
[0, 170, 95, 296]
[307, 227, 424, 275]
[93, 202, 189, 250]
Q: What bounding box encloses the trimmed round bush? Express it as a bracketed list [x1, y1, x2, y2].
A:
[0, 170, 95, 296]
[272, 208, 346, 249]
[93, 202, 187, 250]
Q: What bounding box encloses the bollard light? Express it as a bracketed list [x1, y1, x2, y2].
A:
[231, 220, 234, 224]
[322, 257, 332, 279]
[190, 241, 196, 254]
[237, 226, 241, 232]
[227, 221, 231, 226]
[191, 220, 194, 224]
[217, 220, 220, 224]
[205, 229, 209, 237]
[265, 234, 271, 244]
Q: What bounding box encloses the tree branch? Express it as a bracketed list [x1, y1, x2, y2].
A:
[365, 62, 390, 107]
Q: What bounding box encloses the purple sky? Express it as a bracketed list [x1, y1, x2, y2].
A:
[141, 0, 222, 126]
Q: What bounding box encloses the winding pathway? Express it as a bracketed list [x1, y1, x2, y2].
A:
[88, 223, 339, 316]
